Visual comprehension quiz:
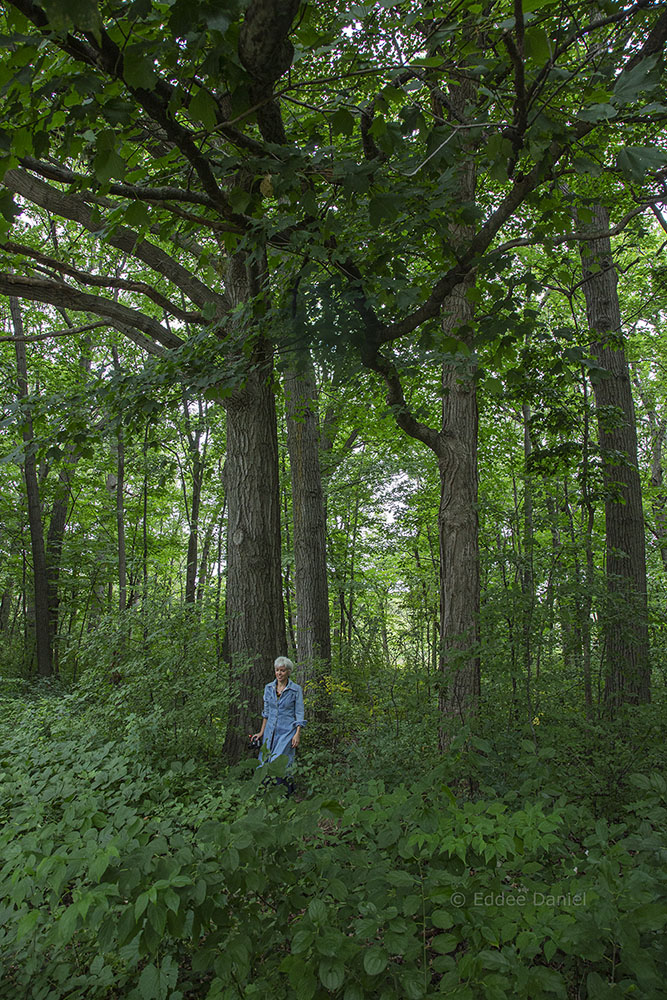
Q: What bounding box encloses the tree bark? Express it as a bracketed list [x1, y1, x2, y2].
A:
[578, 203, 650, 708]
[284, 356, 332, 708]
[181, 396, 207, 604]
[222, 253, 286, 761]
[11, 297, 52, 676]
[436, 74, 480, 742]
[110, 347, 127, 613]
[438, 275, 481, 738]
[45, 469, 70, 672]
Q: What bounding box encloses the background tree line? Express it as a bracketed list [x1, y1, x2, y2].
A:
[1, 0, 666, 749]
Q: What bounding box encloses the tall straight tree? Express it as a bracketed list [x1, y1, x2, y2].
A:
[361, 65, 481, 741]
[222, 254, 285, 760]
[578, 204, 650, 707]
[10, 297, 52, 676]
[284, 355, 331, 680]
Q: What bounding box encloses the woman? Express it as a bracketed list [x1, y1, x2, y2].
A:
[249, 656, 306, 770]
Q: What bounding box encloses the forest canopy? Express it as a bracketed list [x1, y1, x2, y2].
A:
[1, 0, 667, 998]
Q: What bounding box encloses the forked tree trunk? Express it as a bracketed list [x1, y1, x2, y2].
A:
[578, 203, 650, 708]
[10, 297, 52, 676]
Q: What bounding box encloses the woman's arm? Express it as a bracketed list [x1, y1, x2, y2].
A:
[291, 685, 306, 747]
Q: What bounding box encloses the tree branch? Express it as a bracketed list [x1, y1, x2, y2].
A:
[20, 157, 218, 208]
[3, 168, 229, 314]
[362, 346, 442, 453]
[0, 320, 106, 343]
[0, 273, 181, 350]
[1, 240, 206, 324]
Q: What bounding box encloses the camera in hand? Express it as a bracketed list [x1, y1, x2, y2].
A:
[249, 735, 262, 749]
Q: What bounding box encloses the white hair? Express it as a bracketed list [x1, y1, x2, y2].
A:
[274, 656, 293, 673]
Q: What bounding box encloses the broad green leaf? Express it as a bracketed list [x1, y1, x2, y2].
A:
[42, 0, 102, 39]
[123, 46, 157, 90]
[318, 957, 345, 991]
[308, 899, 327, 924]
[575, 103, 616, 123]
[363, 946, 388, 975]
[369, 192, 402, 227]
[93, 149, 126, 184]
[331, 109, 355, 136]
[138, 963, 164, 1000]
[189, 88, 219, 130]
[616, 146, 667, 181]
[613, 55, 659, 105]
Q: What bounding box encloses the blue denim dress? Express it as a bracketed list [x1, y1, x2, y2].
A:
[259, 678, 306, 768]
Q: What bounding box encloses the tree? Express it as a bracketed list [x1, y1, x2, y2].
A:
[10, 297, 52, 675]
[284, 357, 331, 676]
[578, 203, 650, 707]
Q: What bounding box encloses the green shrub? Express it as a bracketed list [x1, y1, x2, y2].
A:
[66, 598, 227, 765]
[1, 697, 666, 1000]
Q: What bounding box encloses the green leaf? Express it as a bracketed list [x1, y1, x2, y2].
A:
[93, 149, 125, 184]
[42, 0, 102, 39]
[524, 28, 552, 64]
[56, 904, 79, 944]
[616, 145, 667, 181]
[613, 55, 659, 105]
[138, 963, 164, 1000]
[291, 928, 314, 954]
[318, 957, 345, 991]
[431, 909, 454, 930]
[344, 984, 364, 1000]
[189, 88, 219, 131]
[432, 933, 458, 954]
[575, 103, 616, 123]
[369, 193, 402, 227]
[198, 820, 226, 843]
[0, 190, 21, 223]
[543, 938, 557, 962]
[331, 109, 355, 136]
[363, 947, 388, 975]
[16, 909, 40, 941]
[124, 201, 151, 228]
[123, 46, 157, 90]
[308, 899, 327, 924]
[320, 799, 345, 817]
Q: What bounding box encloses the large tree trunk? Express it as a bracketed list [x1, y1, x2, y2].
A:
[438, 275, 480, 740]
[11, 297, 52, 676]
[578, 204, 650, 708]
[222, 254, 286, 761]
[284, 356, 331, 705]
[436, 75, 480, 743]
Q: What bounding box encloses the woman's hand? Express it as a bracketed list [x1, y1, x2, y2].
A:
[291, 730, 301, 748]
[249, 732, 263, 742]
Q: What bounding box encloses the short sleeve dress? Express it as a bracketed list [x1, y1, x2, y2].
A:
[259, 677, 306, 768]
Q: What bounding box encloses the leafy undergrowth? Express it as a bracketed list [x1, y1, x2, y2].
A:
[1, 700, 666, 999]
